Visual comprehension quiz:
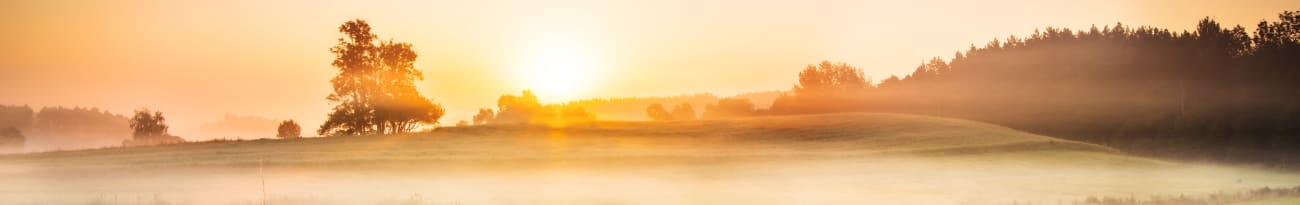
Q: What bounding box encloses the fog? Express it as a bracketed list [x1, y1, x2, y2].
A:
[5, 153, 1297, 205]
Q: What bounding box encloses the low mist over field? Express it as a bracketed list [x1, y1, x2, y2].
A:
[5, 114, 1300, 204]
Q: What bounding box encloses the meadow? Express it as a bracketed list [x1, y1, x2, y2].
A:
[2, 113, 1298, 204]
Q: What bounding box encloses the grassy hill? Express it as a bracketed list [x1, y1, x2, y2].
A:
[1, 113, 1119, 169]
[2, 113, 1298, 205]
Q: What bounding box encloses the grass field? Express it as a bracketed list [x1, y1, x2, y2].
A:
[2, 113, 1298, 204]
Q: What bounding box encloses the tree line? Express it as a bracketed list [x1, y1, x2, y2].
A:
[0, 105, 132, 151]
[768, 11, 1300, 166]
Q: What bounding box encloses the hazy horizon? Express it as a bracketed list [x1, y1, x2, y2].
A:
[2, 0, 1296, 139]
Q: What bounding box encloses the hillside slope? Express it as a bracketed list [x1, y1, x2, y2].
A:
[1, 113, 1116, 169]
[4, 113, 1300, 205]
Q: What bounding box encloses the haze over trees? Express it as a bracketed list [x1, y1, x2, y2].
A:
[557, 93, 717, 121]
[123, 109, 184, 146]
[702, 98, 756, 120]
[645, 103, 674, 121]
[472, 108, 494, 125]
[770, 61, 871, 114]
[645, 103, 697, 121]
[0, 105, 33, 135]
[671, 103, 697, 120]
[768, 11, 1300, 166]
[0, 126, 23, 152]
[554, 92, 779, 121]
[0, 105, 130, 150]
[486, 90, 595, 126]
[277, 120, 301, 139]
[199, 114, 281, 138]
[319, 19, 445, 136]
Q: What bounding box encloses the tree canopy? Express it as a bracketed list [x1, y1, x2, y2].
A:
[319, 19, 445, 136]
[277, 120, 301, 139]
[123, 109, 184, 146]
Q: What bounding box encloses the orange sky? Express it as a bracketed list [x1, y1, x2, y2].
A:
[1, 0, 1295, 138]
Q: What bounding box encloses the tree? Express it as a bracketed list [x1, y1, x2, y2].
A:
[472, 108, 494, 125]
[493, 90, 544, 124]
[0, 126, 23, 151]
[645, 103, 674, 121]
[129, 109, 169, 138]
[769, 61, 872, 114]
[319, 19, 445, 136]
[671, 103, 697, 121]
[793, 61, 869, 96]
[124, 109, 184, 146]
[277, 120, 301, 139]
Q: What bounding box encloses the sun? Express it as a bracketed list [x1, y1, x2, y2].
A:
[521, 44, 598, 102]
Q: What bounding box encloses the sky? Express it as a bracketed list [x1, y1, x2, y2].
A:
[1, 0, 1296, 138]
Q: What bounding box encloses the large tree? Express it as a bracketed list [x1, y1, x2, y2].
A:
[319, 19, 445, 136]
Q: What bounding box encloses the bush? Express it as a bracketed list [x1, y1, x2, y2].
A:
[277, 120, 302, 139]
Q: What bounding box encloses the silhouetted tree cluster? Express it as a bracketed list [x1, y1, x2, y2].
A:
[671, 103, 697, 120]
[472, 108, 494, 125]
[769, 11, 1300, 166]
[277, 120, 301, 139]
[703, 98, 756, 120]
[0, 126, 23, 152]
[770, 61, 871, 114]
[645, 103, 673, 121]
[646, 103, 697, 121]
[123, 109, 184, 146]
[484, 90, 596, 126]
[319, 19, 445, 136]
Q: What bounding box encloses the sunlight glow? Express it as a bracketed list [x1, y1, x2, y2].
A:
[518, 36, 602, 102]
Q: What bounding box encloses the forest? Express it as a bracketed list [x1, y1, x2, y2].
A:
[768, 11, 1300, 166]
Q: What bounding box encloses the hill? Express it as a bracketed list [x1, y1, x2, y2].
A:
[0, 113, 1115, 169]
[2, 113, 1299, 205]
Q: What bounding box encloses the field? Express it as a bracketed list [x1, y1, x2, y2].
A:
[2, 113, 1299, 204]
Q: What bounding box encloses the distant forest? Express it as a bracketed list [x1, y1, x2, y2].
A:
[769, 11, 1300, 166]
[0, 105, 131, 151]
[561, 91, 781, 121]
